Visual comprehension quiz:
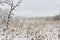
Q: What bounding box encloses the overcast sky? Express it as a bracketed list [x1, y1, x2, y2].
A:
[0, 0, 60, 17]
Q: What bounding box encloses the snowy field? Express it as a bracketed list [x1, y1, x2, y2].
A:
[0, 20, 60, 40]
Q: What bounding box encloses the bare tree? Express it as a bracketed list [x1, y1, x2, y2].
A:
[52, 14, 60, 21]
[0, 0, 22, 29]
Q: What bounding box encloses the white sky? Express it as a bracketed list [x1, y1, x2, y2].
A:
[0, 0, 60, 17]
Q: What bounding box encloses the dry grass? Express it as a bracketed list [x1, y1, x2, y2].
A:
[0, 19, 60, 40]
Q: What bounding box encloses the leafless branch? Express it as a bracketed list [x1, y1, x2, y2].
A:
[6, 1, 13, 29]
[6, 0, 22, 29]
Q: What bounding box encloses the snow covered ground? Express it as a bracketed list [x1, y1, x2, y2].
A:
[0, 20, 60, 40]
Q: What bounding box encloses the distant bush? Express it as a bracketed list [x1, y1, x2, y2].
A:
[53, 14, 60, 21]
